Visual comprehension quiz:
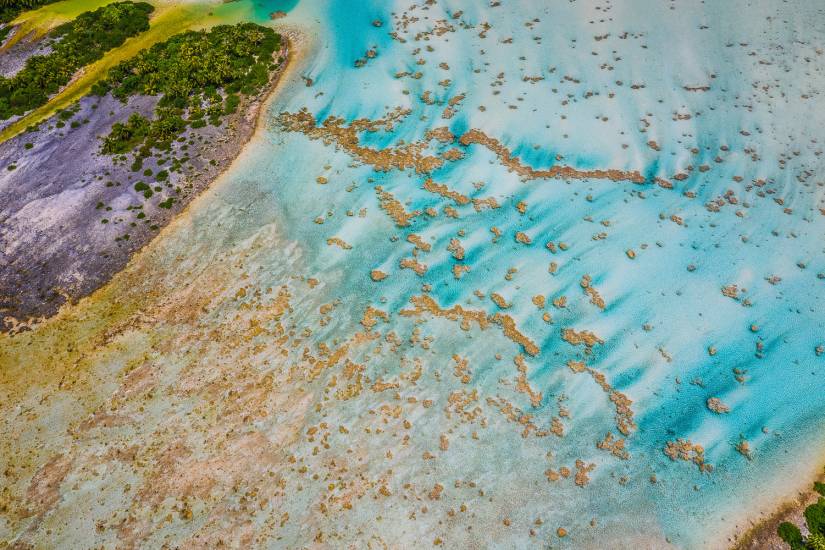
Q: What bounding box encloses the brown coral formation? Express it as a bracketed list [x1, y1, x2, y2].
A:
[447, 238, 465, 260]
[423, 178, 470, 205]
[277, 109, 443, 173]
[561, 328, 604, 348]
[706, 397, 730, 414]
[458, 129, 646, 183]
[663, 439, 713, 473]
[567, 360, 636, 436]
[597, 432, 630, 460]
[326, 237, 352, 250]
[514, 355, 543, 408]
[399, 295, 538, 357]
[399, 257, 428, 276]
[376, 186, 420, 227]
[580, 274, 606, 310]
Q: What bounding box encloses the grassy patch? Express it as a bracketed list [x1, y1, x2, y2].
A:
[0, 1, 153, 120]
[1, 0, 62, 27]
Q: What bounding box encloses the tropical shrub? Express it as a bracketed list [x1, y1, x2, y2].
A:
[778, 483, 825, 550]
[0, 1, 153, 119]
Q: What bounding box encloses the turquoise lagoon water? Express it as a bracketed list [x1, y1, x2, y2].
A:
[6, 0, 824, 548]
[198, 0, 825, 547]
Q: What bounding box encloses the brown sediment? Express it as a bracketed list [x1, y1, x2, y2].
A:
[360, 306, 389, 330]
[23, 453, 73, 519]
[406, 233, 432, 251]
[561, 328, 604, 348]
[457, 129, 646, 184]
[376, 186, 421, 227]
[515, 231, 532, 245]
[452, 264, 470, 279]
[447, 238, 465, 260]
[486, 395, 560, 438]
[452, 354, 472, 384]
[490, 293, 510, 309]
[399, 257, 428, 276]
[400, 294, 490, 331]
[722, 284, 741, 300]
[326, 237, 352, 250]
[399, 295, 538, 356]
[473, 196, 500, 211]
[426, 126, 455, 143]
[597, 432, 630, 460]
[370, 270, 388, 281]
[277, 113, 649, 191]
[707, 397, 730, 414]
[423, 178, 470, 205]
[276, 108, 444, 174]
[663, 439, 713, 473]
[574, 459, 596, 487]
[441, 148, 465, 161]
[513, 355, 542, 408]
[567, 360, 636, 436]
[443, 205, 460, 218]
[736, 439, 753, 460]
[492, 313, 540, 356]
[580, 274, 606, 310]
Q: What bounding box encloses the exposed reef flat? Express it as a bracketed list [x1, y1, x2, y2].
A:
[0, 36, 290, 331]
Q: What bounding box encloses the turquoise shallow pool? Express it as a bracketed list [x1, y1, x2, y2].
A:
[2, 0, 824, 547]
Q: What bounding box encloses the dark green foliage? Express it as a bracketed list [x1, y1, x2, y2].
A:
[133, 181, 152, 198]
[804, 498, 825, 537]
[224, 93, 240, 115]
[0, 0, 60, 25]
[102, 112, 150, 154]
[779, 522, 805, 550]
[778, 485, 825, 549]
[0, 2, 153, 120]
[96, 23, 280, 156]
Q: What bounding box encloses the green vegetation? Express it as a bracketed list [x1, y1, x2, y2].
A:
[0, 0, 59, 27]
[95, 23, 281, 160]
[0, 1, 153, 120]
[778, 482, 825, 550]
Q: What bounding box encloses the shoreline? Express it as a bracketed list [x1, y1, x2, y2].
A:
[0, 27, 304, 333]
[211, 24, 314, 192]
[729, 464, 825, 549]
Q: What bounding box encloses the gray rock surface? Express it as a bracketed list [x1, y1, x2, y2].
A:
[0, 91, 263, 330]
[0, 30, 55, 78]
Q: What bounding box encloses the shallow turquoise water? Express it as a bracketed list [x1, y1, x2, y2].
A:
[210, 0, 825, 546]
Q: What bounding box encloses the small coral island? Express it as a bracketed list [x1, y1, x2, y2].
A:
[0, 4, 288, 330]
[0, 1, 153, 119]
